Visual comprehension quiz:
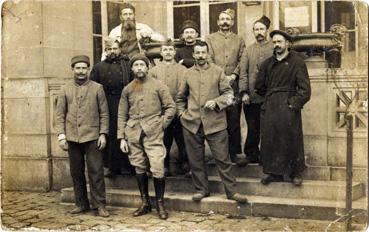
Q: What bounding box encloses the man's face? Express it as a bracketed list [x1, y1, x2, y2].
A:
[253, 22, 267, 42]
[160, 45, 176, 62]
[217, 12, 234, 31]
[131, 60, 148, 80]
[105, 42, 121, 58]
[193, 45, 208, 66]
[120, 8, 135, 21]
[72, 62, 89, 80]
[121, 8, 135, 30]
[182, 28, 198, 44]
[272, 34, 289, 55]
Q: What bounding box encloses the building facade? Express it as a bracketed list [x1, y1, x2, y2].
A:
[1, 0, 368, 191]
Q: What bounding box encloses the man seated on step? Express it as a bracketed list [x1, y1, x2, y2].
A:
[117, 54, 176, 220]
[176, 41, 248, 203]
[55, 55, 110, 217]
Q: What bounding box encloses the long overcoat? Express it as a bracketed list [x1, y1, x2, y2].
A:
[255, 51, 311, 175]
[90, 56, 132, 171]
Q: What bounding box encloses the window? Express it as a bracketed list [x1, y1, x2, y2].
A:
[92, 1, 102, 64]
[274, 1, 359, 69]
[170, 1, 238, 39]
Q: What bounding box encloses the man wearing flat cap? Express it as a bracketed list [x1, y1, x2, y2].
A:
[205, 9, 247, 167]
[175, 20, 200, 68]
[239, 15, 273, 164]
[90, 37, 133, 178]
[117, 54, 176, 220]
[255, 30, 311, 186]
[102, 2, 165, 60]
[55, 55, 110, 217]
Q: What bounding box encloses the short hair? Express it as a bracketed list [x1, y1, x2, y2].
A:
[120, 2, 135, 14]
[193, 40, 209, 52]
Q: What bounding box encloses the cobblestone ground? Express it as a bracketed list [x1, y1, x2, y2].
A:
[0, 191, 366, 231]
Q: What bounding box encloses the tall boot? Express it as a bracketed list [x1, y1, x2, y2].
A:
[133, 174, 152, 217]
[153, 177, 168, 220]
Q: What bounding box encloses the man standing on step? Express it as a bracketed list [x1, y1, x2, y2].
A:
[90, 37, 134, 178]
[118, 54, 176, 220]
[148, 40, 189, 177]
[205, 9, 247, 167]
[102, 2, 165, 60]
[175, 20, 200, 68]
[177, 41, 248, 203]
[255, 30, 311, 186]
[239, 15, 273, 164]
[55, 55, 110, 217]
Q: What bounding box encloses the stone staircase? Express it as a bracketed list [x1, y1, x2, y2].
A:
[61, 164, 367, 220]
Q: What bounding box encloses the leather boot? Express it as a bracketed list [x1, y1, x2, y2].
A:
[133, 174, 152, 217]
[153, 177, 168, 220]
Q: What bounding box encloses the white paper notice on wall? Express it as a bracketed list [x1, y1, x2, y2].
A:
[284, 6, 309, 27]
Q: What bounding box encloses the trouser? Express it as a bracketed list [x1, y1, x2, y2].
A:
[163, 116, 188, 169]
[243, 103, 261, 159]
[68, 140, 106, 209]
[127, 130, 166, 178]
[226, 103, 242, 158]
[183, 125, 236, 197]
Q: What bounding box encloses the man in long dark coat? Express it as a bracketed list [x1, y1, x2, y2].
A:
[255, 30, 311, 186]
[90, 37, 133, 177]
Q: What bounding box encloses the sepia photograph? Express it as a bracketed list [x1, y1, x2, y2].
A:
[1, 0, 368, 231]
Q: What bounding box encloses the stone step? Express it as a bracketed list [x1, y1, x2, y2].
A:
[104, 176, 365, 201]
[61, 187, 367, 221]
[206, 163, 332, 180]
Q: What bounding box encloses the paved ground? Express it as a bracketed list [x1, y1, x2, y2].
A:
[0, 191, 366, 231]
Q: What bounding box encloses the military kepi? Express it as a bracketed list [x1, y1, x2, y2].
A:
[270, 30, 292, 42]
[71, 55, 90, 67]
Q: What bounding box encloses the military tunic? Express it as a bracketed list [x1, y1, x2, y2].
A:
[117, 77, 176, 178]
[205, 31, 246, 157]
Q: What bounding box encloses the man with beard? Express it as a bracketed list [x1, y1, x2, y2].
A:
[239, 15, 273, 164]
[107, 2, 165, 59]
[90, 37, 133, 178]
[175, 20, 200, 68]
[177, 41, 248, 203]
[55, 55, 110, 217]
[205, 9, 247, 167]
[255, 30, 311, 186]
[117, 54, 176, 219]
[148, 40, 189, 177]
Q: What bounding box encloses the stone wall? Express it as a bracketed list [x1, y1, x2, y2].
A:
[2, 1, 93, 191]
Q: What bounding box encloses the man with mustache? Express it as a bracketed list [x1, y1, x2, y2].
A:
[55, 55, 110, 217]
[90, 37, 133, 178]
[239, 15, 273, 164]
[148, 40, 190, 177]
[255, 30, 311, 186]
[175, 20, 200, 68]
[205, 9, 247, 167]
[177, 41, 248, 203]
[117, 54, 176, 219]
[104, 2, 165, 59]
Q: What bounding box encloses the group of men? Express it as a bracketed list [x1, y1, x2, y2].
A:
[55, 3, 311, 220]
